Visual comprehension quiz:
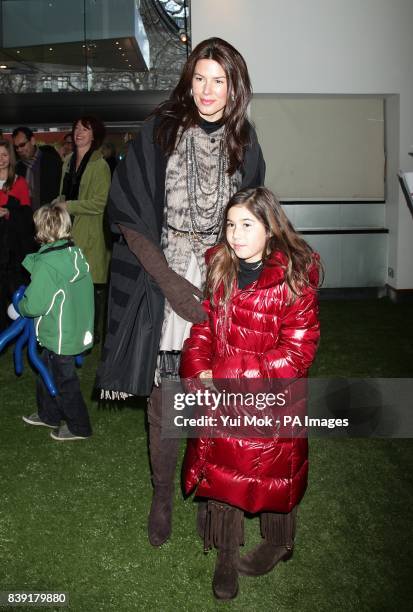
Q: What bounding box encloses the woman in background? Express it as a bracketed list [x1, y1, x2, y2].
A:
[60, 116, 111, 343]
[0, 139, 33, 331]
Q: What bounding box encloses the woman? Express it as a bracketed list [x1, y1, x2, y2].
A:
[60, 116, 111, 342]
[180, 187, 321, 599]
[0, 139, 34, 331]
[97, 38, 266, 547]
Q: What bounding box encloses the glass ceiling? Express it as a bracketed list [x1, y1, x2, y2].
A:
[0, 0, 190, 92]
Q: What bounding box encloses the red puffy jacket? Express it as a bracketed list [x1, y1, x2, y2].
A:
[180, 250, 320, 513]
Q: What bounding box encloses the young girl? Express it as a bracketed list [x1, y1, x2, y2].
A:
[18, 204, 94, 441]
[180, 187, 321, 600]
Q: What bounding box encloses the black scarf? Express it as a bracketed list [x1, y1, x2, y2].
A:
[238, 258, 263, 289]
[62, 148, 93, 201]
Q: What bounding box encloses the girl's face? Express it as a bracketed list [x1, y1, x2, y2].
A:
[191, 59, 228, 122]
[226, 204, 268, 263]
[0, 146, 10, 170]
[73, 121, 93, 150]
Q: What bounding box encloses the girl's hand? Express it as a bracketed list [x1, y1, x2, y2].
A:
[199, 370, 216, 392]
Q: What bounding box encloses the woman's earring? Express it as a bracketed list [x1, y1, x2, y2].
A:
[231, 93, 235, 101]
[190, 88, 193, 97]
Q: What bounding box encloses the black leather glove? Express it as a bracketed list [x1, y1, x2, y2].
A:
[119, 224, 207, 324]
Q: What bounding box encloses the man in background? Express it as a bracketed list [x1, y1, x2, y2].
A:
[12, 126, 62, 211]
[59, 133, 74, 160]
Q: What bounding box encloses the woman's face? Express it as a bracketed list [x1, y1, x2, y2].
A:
[191, 59, 228, 122]
[226, 204, 268, 263]
[73, 121, 93, 150]
[0, 146, 10, 171]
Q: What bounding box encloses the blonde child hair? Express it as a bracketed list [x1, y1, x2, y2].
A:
[34, 204, 72, 244]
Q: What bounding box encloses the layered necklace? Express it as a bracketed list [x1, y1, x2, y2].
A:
[186, 132, 227, 245]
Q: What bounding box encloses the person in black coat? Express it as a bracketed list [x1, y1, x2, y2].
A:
[101, 142, 118, 178]
[13, 126, 62, 211]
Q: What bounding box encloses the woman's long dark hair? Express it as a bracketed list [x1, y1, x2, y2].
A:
[153, 37, 253, 175]
[206, 187, 323, 304]
[0, 139, 17, 191]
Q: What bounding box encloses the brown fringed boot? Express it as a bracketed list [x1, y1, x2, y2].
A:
[238, 507, 296, 576]
[205, 501, 244, 600]
[196, 500, 207, 539]
[147, 387, 180, 547]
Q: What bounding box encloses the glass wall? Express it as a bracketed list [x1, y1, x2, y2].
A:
[0, 0, 190, 93]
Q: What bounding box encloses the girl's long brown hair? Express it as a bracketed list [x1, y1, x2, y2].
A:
[0, 139, 17, 191]
[152, 37, 253, 175]
[206, 187, 323, 304]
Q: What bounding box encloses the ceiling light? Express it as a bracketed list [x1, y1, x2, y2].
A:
[115, 41, 119, 45]
[0, 64, 7, 69]
[16, 50, 21, 54]
[179, 30, 188, 43]
[49, 47, 53, 51]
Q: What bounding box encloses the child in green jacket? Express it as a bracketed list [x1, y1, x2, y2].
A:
[19, 204, 94, 441]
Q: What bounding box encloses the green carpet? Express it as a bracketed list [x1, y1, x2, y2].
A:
[1, 298, 412, 611]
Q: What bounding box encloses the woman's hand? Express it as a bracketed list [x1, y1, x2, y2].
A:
[50, 196, 67, 207]
[119, 224, 207, 323]
[0, 207, 10, 218]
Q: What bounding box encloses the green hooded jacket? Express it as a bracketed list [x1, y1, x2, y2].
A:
[19, 240, 94, 355]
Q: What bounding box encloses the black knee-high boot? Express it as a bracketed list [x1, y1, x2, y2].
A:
[147, 386, 180, 547]
[238, 507, 296, 576]
[204, 501, 244, 600]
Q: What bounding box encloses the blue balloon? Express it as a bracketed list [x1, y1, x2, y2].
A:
[13, 321, 29, 376]
[0, 287, 61, 398]
[27, 320, 58, 397]
[12, 285, 26, 312]
[3, 287, 84, 397]
[0, 317, 26, 352]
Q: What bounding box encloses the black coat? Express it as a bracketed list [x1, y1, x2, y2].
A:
[0, 199, 35, 331]
[16, 145, 62, 210]
[97, 117, 265, 396]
